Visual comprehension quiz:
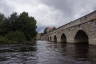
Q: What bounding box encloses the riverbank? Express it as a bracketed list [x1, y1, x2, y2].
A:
[0, 40, 36, 45]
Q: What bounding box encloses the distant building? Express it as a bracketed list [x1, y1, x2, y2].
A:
[46, 27, 56, 33]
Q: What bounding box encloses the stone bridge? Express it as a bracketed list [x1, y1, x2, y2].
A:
[39, 11, 96, 45]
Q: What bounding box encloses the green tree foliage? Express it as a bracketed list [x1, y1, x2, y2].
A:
[0, 12, 37, 43]
[0, 13, 5, 23]
[0, 13, 7, 36]
[6, 31, 26, 42]
[17, 12, 37, 40]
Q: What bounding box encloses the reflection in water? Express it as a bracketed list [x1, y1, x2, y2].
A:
[74, 43, 89, 61]
[59, 42, 67, 53]
[0, 41, 96, 64]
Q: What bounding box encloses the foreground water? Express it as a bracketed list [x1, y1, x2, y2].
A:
[0, 41, 96, 64]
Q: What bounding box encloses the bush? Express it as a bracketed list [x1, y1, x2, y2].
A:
[0, 36, 8, 43]
[6, 31, 26, 42]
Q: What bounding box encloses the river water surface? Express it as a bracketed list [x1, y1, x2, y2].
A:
[0, 41, 96, 64]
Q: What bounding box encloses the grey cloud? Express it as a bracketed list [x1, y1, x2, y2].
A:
[42, 0, 74, 17]
[42, 0, 96, 19]
[0, 0, 96, 32]
[0, 0, 14, 16]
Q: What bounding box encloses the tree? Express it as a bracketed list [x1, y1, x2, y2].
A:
[7, 12, 18, 31]
[0, 13, 6, 36]
[17, 12, 37, 40]
[0, 12, 37, 43]
[0, 13, 5, 22]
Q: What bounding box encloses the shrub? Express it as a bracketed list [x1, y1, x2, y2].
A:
[6, 31, 26, 42]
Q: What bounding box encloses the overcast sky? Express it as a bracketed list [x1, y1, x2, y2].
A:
[0, 0, 96, 32]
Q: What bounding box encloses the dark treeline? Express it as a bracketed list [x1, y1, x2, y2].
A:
[0, 12, 37, 44]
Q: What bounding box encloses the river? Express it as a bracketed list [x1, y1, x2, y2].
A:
[0, 40, 96, 64]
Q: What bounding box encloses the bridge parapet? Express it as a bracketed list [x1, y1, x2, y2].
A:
[56, 11, 96, 32]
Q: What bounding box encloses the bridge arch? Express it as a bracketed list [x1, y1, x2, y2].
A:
[74, 30, 89, 44]
[54, 35, 57, 42]
[61, 33, 67, 43]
